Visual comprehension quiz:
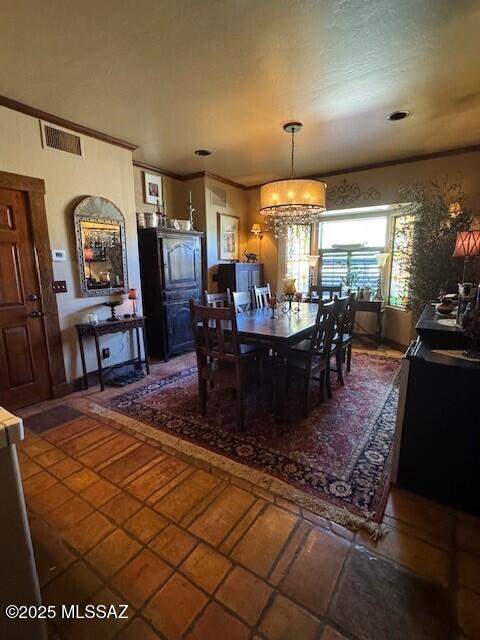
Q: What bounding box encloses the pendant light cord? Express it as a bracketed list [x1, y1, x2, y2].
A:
[291, 130, 295, 178]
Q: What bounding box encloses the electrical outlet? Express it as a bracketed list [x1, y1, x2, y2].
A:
[101, 348, 110, 359]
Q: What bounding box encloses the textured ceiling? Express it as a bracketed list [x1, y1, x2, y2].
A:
[1, 0, 480, 185]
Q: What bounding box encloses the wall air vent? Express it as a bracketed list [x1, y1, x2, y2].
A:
[40, 120, 83, 157]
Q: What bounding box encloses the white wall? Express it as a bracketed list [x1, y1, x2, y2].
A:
[0, 106, 140, 382]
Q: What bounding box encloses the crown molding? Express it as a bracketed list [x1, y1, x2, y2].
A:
[2, 93, 478, 188]
[245, 144, 480, 189]
[183, 171, 248, 190]
[132, 160, 183, 180]
[0, 95, 138, 151]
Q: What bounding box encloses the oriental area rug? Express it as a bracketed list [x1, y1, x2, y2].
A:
[96, 353, 400, 537]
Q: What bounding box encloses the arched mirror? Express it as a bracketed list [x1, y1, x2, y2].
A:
[74, 196, 128, 297]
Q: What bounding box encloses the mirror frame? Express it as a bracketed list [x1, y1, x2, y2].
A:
[74, 196, 128, 298]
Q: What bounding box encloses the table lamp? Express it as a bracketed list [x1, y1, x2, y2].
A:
[250, 223, 264, 262]
[374, 253, 390, 301]
[452, 230, 480, 282]
[128, 288, 138, 317]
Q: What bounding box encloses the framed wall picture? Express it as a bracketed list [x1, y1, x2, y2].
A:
[217, 212, 239, 261]
[144, 172, 163, 207]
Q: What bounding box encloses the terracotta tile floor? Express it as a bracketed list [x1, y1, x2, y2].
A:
[15, 347, 480, 640]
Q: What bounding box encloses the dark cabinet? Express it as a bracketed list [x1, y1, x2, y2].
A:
[138, 228, 204, 361]
[217, 263, 264, 293]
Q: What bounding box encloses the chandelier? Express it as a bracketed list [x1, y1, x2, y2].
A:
[260, 122, 326, 237]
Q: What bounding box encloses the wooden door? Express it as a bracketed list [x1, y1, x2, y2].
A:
[162, 235, 201, 291]
[0, 188, 52, 409]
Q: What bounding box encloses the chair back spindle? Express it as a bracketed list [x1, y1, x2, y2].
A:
[203, 289, 231, 308]
[190, 300, 240, 363]
[232, 290, 254, 314]
[253, 284, 271, 308]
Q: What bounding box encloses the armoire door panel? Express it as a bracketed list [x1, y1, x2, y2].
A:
[236, 266, 250, 292]
[163, 237, 200, 290]
[0, 241, 24, 306]
[165, 302, 194, 352]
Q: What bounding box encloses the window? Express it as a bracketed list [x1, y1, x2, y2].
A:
[318, 217, 387, 296]
[388, 214, 414, 308]
[285, 225, 311, 294]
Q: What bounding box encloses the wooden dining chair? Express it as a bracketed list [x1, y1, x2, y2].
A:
[332, 295, 349, 385]
[232, 290, 254, 314]
[204, 289, 231, 307]
[253, 284, 271, 308]
[286, 301, 337, 417]
[336, 291, 357, 375]
[310, 285, 342, 302]
[189, 300, 256, 431]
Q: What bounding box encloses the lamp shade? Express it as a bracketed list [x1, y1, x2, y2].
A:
[260, 178, 326, 212]
[376, 252, 390, 268]
[251, 223, 262, 234]
[452, 231, 480, 257]
[128, 288, 137, 300]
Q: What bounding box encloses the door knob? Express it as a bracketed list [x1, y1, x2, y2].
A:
[29, 294, 38, 301]
[30, 311, 43, 318]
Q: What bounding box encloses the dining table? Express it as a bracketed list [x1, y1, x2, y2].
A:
[233, 303, 320, 421]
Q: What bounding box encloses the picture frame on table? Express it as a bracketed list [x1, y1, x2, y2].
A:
[217, 212, 239, 261]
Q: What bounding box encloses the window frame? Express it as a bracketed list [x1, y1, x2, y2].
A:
[280, 204, 413, 308]
[387, 211, 415, 311]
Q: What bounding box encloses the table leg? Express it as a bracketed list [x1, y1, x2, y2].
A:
[141, 322, 150, 374]
[93, 332, 104, 391]
[377, 311, 383, 344]
[78, 333, 88, 390]
[275, 346, 288, 423]
[135, 326, 142, 367]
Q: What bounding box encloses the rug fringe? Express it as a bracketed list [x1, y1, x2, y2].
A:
[74, 397, 388, 539]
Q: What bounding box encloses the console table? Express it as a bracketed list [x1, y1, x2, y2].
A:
[76, 316, 150, 391]
[354, 299, 384, 344]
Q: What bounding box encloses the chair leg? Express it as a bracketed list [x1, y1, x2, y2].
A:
[236, 388, 245, 431]
[346, 344, 352, 372]
[208, 357, 214, 389]
[326, 364, 333, 399]
[199, 378, 207, 415]
[319, 370, 325, 402]
[336, 350, 345, 386]
[303, 375, 312, 418]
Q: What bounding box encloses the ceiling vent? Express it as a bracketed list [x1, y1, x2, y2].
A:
[40, 120, 83, 157]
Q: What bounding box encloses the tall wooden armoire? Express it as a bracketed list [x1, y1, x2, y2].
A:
[138, 228, 204, 361]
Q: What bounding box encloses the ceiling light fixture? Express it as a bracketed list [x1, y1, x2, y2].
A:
[386, 110, 410, 121]
[194, 149, 211, 156]
[259, 122, 326, 237]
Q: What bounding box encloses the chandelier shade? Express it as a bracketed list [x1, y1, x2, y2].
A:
[259, 122, 326, 236]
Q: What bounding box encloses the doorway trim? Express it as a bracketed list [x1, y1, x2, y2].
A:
[0, 170, 67, 398]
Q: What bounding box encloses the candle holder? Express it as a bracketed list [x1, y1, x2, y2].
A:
[268, 296, 278, 319]
[282, 293, 300, 315]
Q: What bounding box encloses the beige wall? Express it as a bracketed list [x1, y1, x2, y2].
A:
[247, 150, 480, 348]
[132, 165, 187, 220]
[0, 106, 140, 382]
[204, 179, 249, 290]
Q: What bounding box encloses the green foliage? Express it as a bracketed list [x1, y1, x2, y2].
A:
[397, 178, 474, 317]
